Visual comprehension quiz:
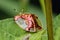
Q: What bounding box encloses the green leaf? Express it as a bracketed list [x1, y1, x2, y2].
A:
[53, 14, 60, 40]
[0, 14, 60, 40]
[0, 18, 47, 40]
[29, 30, 46, 40]
[0, 18, 29, 40]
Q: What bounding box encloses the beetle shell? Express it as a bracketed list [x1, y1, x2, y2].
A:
[14, 13, 42, 32]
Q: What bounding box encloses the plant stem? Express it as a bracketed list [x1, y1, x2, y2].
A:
[39, 0, 54, 40]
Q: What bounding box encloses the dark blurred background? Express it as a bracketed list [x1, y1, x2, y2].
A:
[30, 0, 60, 14]
[0, 0, 60, 20]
